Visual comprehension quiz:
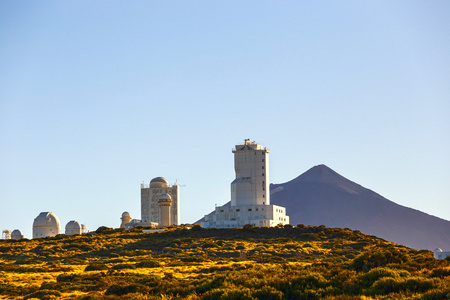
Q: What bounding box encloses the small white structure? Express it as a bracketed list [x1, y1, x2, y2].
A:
[120, 211, 132, 229]
[201, 139, 289, 228]
[2, 230, 11, 240]
[158, 193, 173, 227]
[11, 229, 24, 240]
[33, 212, 61, 238]
[141, 177, 180, 225]
[65, 220, 82, 236]
[434, 248, 450, 260]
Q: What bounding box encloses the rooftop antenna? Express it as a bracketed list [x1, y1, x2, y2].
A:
[174, 179, 186, 187]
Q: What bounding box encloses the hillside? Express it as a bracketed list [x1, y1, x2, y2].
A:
[1, 226, 450, 299]
[270, 165, 450, 251]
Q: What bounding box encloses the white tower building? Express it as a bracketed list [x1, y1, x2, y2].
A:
[231, 139, 270, 206]
[158, 193, 173, 227]
[201, 139, 289, 228]
[33, 212, 61, 238]
[141, 177, 180, 226]
[120, 212, 132, 229]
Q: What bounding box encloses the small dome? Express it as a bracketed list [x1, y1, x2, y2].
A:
[159, 193, 172, 200]
[11, 229, 23, 240]
[435, 248, 443, 252]
[122, 211, 130, 217]
[66, 220, 81, 230]
[65, 220, 82, 236]
[150, 177, 169, 188]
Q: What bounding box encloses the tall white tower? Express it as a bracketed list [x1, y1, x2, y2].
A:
[231, 139, 270, 206]
[201, 139, 289, 228]
[158, 193, 173, 227]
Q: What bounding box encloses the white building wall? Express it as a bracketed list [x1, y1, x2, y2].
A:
[231, 141, 270, 206]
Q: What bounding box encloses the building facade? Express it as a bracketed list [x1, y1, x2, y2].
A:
[141, 177, 180, 226]
[201, 139, 289, 228]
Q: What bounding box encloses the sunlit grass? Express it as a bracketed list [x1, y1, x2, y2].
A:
[1, 225, 449, 299]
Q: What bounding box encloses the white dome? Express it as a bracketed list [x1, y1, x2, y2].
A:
[159, 193, 172, 200]
[11, 229, 23, 240]
[33, 212, 61, 238]
[150, 177, 169, 188]
[65, 220, 82, 236]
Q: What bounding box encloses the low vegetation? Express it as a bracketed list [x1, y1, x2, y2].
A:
[1, 224, 449, 299]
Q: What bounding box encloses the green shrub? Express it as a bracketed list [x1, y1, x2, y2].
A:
[350, 249, 410, 272]
[105, 284, 150, 296]
[111, 263, 135, 270]
[24, 289, 62, 299]
[85, 263, 109, 271]
[136, 259, 161, 268]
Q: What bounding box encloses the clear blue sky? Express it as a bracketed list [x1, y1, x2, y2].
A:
[1, 1, 449, 239]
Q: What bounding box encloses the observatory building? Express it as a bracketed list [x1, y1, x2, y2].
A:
[65, 220, 82, 236]
[158, 193, 173, 227]
[120, 211, 132, 229]
[434, 248, 450, 260]
[11, 229, 24, 240]
[141, 177, 180, 226]
[33, 212, 61, 238]
[201, 139, 289, 228]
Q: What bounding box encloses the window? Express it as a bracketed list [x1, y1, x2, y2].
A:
[262, 166, 264, 169]
[262, 173, 264, 176]
[262, 159, 264, 162]
[236, 209, 240, 212]
[248, 208, 252, 211]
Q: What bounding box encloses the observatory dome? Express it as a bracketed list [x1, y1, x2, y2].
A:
[65, 220, 82, 236]
[150, 177, 169, 188]
[120, 211, 132, 229]
[33, 212, 61, 239]
[159, 193, 172, 200]
[11, 229, 24, 240]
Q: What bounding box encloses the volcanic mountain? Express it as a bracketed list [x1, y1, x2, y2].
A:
[197, 165, 450, 250]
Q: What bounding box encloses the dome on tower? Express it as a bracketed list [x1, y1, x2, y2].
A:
[159, 193, 172, 200]
[65, 220, 82, 236]
[122, 211, 130, 217]
[150, 177, 169, 188]
[11, 229, 24, 240]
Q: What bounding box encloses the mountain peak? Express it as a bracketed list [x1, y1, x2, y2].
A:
[285, 164, 364, 194]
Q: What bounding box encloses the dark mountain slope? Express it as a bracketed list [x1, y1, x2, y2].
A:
[270, 164, 450, 250]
